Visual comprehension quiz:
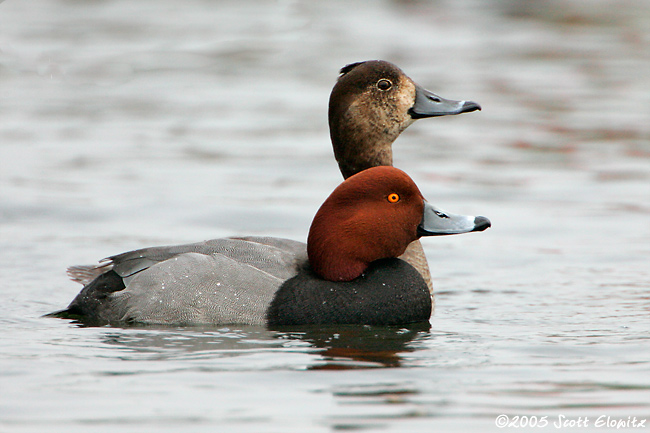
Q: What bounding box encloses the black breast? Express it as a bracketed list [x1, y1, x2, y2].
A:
[266, 258, 432, 326]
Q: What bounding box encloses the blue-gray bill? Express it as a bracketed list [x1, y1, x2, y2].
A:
[417, 200, 491, 237]
[409, 84, 481, 119]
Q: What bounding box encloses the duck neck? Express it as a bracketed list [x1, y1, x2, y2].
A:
[330, 108, 412, 179]
[311, 251, 369, 282]
[332, 133, 394, 179]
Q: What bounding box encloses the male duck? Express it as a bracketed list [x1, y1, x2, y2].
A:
[57, 167, 489, 326]
[328, 60, 481, 294]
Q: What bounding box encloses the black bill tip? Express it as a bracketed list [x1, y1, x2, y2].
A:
[461, 100, 481, 113]
[472, 216, 491, 232]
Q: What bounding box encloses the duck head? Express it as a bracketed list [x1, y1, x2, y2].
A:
[329, 60, 481, 179]
[307, 166, 490, 282]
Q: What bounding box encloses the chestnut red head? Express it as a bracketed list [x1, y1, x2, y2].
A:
[307, 166, 491, 282]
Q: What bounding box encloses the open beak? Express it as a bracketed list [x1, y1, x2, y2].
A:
[417, 200, 491, 237]
[409, 84, 481, 119]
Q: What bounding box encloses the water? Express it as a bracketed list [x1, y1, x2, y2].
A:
[1, 0, 649, 431]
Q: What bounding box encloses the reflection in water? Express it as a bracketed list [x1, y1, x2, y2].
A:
[93, 324, 284, 360]
[85, 321, 430, 369]
[274, 323, 431, 369]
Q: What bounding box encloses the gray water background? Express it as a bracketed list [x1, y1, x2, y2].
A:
[1, 0, 649, 431]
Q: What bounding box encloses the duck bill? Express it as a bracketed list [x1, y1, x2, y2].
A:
[409, 84, 481, 119]
[417, 200, 491, 237]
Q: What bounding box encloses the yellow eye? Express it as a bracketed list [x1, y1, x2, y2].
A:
[387, 193, 400, 203]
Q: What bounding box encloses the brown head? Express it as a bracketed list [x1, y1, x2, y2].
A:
[328, 60, 481, 179]
[307, 166, 491, 282]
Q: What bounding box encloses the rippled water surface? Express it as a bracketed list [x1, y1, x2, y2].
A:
[2, 0, 649, 431]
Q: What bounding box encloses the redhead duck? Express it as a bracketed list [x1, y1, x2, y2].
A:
[328, 60, 481, 294]
[55, 167, 490, 326]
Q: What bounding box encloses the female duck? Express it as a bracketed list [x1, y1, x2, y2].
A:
[57, 167, 490, 326]
[329, 60, 480, 178]
[327, 60, 481, 294]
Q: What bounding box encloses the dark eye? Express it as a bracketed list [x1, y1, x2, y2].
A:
[377, 79, 392, 91]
